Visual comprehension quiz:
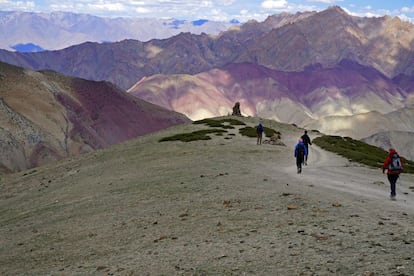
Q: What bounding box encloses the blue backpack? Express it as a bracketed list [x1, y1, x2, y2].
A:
[389, 153, 403, 173]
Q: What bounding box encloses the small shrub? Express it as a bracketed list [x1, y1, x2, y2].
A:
[193, 118, 246, 129]
[240, 126, 281, 138]
[313, 135, 414, 173]
[159, 129, 227, 142]
[239, 126, 257, 137]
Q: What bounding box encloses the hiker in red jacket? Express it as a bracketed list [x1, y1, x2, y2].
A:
[382, 148, 403, 201]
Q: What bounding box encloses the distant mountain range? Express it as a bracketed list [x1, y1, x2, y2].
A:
[0, 11, 240, 52]
[1, 6, 414, 163]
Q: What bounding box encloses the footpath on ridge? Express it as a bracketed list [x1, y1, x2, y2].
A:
[275, 133, 414, 212]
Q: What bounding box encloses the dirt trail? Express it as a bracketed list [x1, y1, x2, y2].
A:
[281, 133, 414, 211]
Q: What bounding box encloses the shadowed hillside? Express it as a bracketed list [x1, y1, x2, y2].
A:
[0, 62, 190, 173]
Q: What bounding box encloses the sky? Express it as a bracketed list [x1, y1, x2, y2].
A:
[1, 0, 414, 22]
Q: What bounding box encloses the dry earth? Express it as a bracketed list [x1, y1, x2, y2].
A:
[1, 116, 413, 275]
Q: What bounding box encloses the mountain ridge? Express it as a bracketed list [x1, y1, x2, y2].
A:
[0, 10, 240, 51]
[2, 7, 413, 90]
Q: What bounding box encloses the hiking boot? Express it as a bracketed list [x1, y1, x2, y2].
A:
[390, 195, 397, 201]
[297, 168, 301, 174]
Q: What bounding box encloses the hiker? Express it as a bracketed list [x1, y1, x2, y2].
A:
[301, 130, 312, 165]
[294, 138, 307, 174]
[256, 122, 264, 145]
[382, 148, 403, 200]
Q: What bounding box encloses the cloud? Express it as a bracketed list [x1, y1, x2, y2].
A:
[0, 0, 36, 11]
[200, 1, 213, 8]
[0, 0, 412, 23]
[135, 7, 151, 14]
[220, 0, 236, 6]
[261, 0, 287, 10]
[305, 0, 343, 3]
[401, 6, 414, 13]
[88, 2, 126, 12]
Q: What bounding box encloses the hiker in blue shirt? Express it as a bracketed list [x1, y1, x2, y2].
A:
[256, 122, 264, 145]
[294, 138, 307, 174]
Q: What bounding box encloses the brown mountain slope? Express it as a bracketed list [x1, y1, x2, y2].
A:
[0, 62, 189, 173]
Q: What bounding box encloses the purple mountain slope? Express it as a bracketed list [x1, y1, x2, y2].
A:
[0, 62, 190, 173]
[128, 60, 407, 122]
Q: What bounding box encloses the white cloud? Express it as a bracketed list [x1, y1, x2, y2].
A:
[200, 1, 213, 8]
[88, 2, 126, 12]
[220, 0, 235, 6]
[401, 6, 414, 13]
[398, 14, 413, 23]
[261, 0, 287, 10]
[135, 7, 151, 14]
[240, 9, 249, 15]
[0, 0, 35, 11]
[0, 0, 413, 23]
[305, 0, 342, 3]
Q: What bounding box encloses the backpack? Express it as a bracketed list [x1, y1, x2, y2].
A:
[256, 124, 263, 134]
[389, 153, 403, 173]
[296, 144, 305, 157]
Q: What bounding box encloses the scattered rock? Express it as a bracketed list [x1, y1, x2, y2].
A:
[154, 236, 168, 242]
[264, 134, 285, 146]
[96, 266, 108, 271]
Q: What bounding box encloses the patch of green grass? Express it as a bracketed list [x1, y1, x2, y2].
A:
[159, 129, 227, 142]
[313, 135, 414, 174]
[193, 118, 246, 129]
[239, 126, 281, 138]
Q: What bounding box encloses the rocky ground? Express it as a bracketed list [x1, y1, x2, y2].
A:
[0, 116, 413, 275]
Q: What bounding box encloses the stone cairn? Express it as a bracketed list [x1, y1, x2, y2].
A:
[232, 102, 242, 116]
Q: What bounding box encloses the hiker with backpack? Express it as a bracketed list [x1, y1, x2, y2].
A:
[256, 122, 264, 145]
[301, 130, 312, 165]
[382, 148, 403, 200]
[294, 138, 307, 174]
